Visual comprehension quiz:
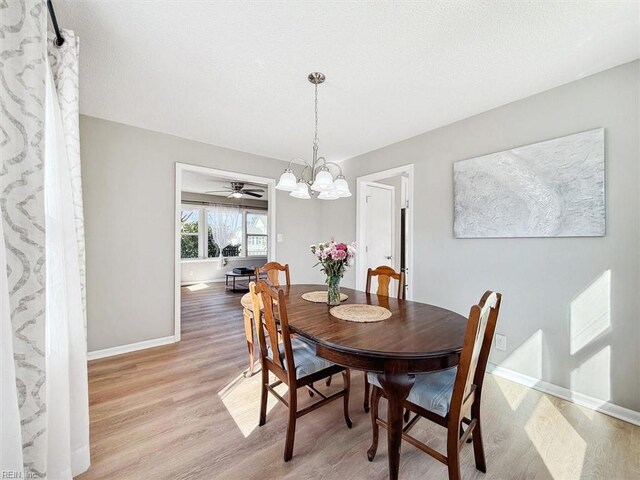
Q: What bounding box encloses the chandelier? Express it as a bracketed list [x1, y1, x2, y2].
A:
[275, 72, 351, 200]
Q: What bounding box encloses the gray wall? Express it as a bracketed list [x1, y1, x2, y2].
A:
[81, 61, 639, 411]
[80, 116, 324, 352]
[327, 60, 640, 411]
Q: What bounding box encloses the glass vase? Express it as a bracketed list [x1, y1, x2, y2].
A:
[327, 275, 341, 306]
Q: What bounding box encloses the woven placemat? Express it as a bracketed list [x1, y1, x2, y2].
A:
[329, 304, 392, 323]
[301, 291, 349, 303]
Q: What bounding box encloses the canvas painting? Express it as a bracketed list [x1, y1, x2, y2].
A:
[453, 128, 605, 238]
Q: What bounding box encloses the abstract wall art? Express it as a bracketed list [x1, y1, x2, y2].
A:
[453, 128, 605, 238]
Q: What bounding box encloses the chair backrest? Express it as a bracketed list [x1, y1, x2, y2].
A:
[251, 280, 294, 376]
[366, 265, 405, 299]
[450, 291, 502, 419]
[256, 262, 291, 287]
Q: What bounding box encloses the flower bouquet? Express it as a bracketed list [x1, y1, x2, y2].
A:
[310, 240, 357, 305]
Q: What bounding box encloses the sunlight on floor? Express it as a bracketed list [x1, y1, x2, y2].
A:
[497, 330, 543, 410]
[186, 283, 211, 291]
[525, 395, 587, 480]
[218, 369, 279, 438]
[493, 375, 530, 412]
[570, 345, 611, 406]
[570, 270, 611, 355]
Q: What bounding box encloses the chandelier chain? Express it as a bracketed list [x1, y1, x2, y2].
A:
[275, 72, 351, 199]
[314, 83, 319, 146]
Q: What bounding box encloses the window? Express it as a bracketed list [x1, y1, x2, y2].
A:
[180, 209, 200, 259]
[181, 204, 268, 260]
[207, 209, 243, 258]
[246, 212, 268, 256]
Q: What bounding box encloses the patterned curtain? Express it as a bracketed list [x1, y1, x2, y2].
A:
[48, 30, 85, 324]
[0, 1, 47, 478]
[1, 3, 90, 478]
[46, 30, 90, 478]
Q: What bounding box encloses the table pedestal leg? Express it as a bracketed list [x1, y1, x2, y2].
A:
[378, 367, 415, 480]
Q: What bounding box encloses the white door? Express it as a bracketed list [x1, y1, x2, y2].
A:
[364, 184, 394, 293]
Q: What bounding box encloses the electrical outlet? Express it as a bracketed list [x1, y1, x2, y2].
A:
[189, 270, 194, 277]
[495, 334, 507, 351]
[277, 234, 283, 242]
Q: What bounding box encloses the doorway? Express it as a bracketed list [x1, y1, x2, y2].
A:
[174, 163, 276, 341]
[363, 183, 395, 293]
[356, 165, 414, 299]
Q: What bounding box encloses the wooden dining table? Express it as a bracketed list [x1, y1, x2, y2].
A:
[275, 284, 469, 480]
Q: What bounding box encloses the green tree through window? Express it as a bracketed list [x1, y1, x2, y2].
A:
[181, 205, 267, 260]
[181, 209, 199, 258]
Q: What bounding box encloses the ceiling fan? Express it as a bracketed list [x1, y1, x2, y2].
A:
[205, 181, 265, 199]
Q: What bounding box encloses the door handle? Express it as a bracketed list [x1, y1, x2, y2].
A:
[385, 256, 392, 260]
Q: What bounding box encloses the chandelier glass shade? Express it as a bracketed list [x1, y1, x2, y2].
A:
[276, 169, 297, 191]
[290, 180, 311, 199]
[310, 168, 334, 192]
[275, 72, 351, 200]
[318, 190, 339, 200]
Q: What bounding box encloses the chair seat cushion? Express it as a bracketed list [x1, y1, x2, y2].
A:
[268, 338, 335, 379]
[367, 367, 457, 417]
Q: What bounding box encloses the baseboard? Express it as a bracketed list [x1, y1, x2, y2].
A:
[488, 363, 640, 426]
[87, 335, 176, 361]
[181, 278, 226, 286]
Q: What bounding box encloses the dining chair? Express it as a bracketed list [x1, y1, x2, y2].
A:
[366, 290, 502, 480]
[251, 280, 353, 461]
[362, 265, 406, 412]
[255, 261, 291, 287]
[366, 265, 405, 300]
[241, 262, 291, 376]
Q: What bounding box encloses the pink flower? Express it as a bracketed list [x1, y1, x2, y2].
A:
[333, 249, 347, 260]
[335, 243, 347, 251]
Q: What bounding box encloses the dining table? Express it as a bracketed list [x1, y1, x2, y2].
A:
[272, 283, 469, 480]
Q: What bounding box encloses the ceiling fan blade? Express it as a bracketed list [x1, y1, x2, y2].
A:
[241, 188, 265, 193]
[243, 191, 263, 198]
[204, 190, 231, 194]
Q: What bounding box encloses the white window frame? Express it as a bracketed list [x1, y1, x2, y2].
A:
[180, 204, 268, 262]
[179, 206, 204, 260]
[245, 209, 269, 258]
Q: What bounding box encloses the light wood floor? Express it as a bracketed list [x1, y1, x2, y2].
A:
[77, 282, 640, 480]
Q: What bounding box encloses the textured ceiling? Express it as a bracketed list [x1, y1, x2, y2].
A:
[55, 1, 639, 162]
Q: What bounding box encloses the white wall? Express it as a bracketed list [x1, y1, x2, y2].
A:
[180, 259, 266, 285]
[325, 60, 640, 412]
[80, 116, 324, 352]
